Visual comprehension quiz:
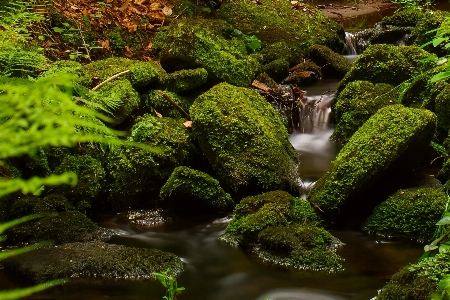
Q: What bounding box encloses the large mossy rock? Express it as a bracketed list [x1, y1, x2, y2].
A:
[336, 44, 434, 97]
[3, 241, 183, 283]
[51, 155, 106, 211]
[381, 8, 425, 27]
[41, 60, 92, 87]
[158, 68, 208, 94]
[435, 84, 450, 131]
[307, 105, 436, 212]
[106, 115, 194, 211]
[216, 0, 345, 59]
[153, 18, 260, 87]
[190, 83, 299, 193]
[331, 81, 398, 144]
[222, 191, 342, 272]
[308, 45, 351, 78]
[143, 90, 193, 119]
[363, 188, 447, 243]
[160, 166, 234, 213]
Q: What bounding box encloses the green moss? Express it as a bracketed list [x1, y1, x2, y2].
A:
[159, 68, 208, 93]
[254, 72, 279, 90]
[262, 59, 289, 82]
[51, 155, 106, 211]
[40, 60, 92, 87]
[160, 166, 234, 212]
[3, 241, 183, 283]
[282, 61, 322, 86]
[216, 0, 345, 57]
[24, 147, 51, 178]
[0, 30, 28, 50]
[308, 45, 351, 78]
[190, 83, 299, 192]
[435, 84, 450, 131]
[337, 44, 435, 97]
[144, 90, 193, 118]
[260, 42, 297, 65]
[107, 26, 127, 52]
[88, 79, 140, 125]
[437, 159, 450, 184]
[9, 194, 74, 220]
[331, 81, 398, 144]
[307, 105, 436, 212]
[223, 191, 319, 244]
[363, 188, 447, 243]
[382, 8, 425, 27]
[408, 10, 449, 55]
[154, 17, 260, 87]
[106, 115, 193, 211]
[377, 266, 437, 300]
[85, 57, 160, 88]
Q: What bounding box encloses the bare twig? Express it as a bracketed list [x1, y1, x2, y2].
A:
[431, 155, 449, 165]
[157, 90, 191, 120]
[92, 70, 130, 91]
[76, 22, 91, 62]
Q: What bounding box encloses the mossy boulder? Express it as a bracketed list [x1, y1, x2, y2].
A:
[216, 0, 345, 58]
[143, 90, 193, 118]
[256, 225, 343, 272]
[159, 68, 208, 94]
[260, 42, 296, 65]
[3, 241, 183, 283]
[337, 44, 435, 97]
[160, 166, 234, 212]
[51, 155, 106, 211]
[9, 194, 74, 219]
[222, 191, 321, 245]
[190, 83, 299, 193]
[435, 84, 450, 131]
[308, 105, 436, 212]
[381, 8, 425, 27]
[308, 45, 351, 78]
[331, 81, 399, 144]
[282, 61, 322, 86]
[262, 59, 290, 82]
[106, 115, 194, 211]
[41, 60, 92, 87]
[363, 188, 447, 243]
[88, 79, 140, 125]
[153, 17, 260, 87]
[222, 191, 342, 272]
[85, 57, 160, 88]
[369, 27, 413, 46]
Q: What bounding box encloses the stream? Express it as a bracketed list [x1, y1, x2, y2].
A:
[16, 74, 424, 300]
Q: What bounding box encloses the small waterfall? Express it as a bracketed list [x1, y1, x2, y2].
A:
[343, 32, 357, 55]
[342, 29, 374, 55]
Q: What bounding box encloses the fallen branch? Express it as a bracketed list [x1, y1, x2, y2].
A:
[92, 70, 130, 91]
[157, 90, 190, 120]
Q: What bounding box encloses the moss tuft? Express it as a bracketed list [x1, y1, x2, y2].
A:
[308, 105, 436, 212]
[160, 166, 234, 212]
[190, 83, 299, 192]
[262, 59, 289, 82]
[308, 45, 350, 78]
[159, 68, 208, 94]
[381, 8, 425, 27]
[363, 188, 447, 243]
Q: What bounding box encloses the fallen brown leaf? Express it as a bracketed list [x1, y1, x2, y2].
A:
[125, 46, 133, 57]
[183, 121, 192, 128]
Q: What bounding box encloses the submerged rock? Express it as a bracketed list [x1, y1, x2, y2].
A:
[363, 188, 447, 243]
[190, 83, 299, 193]
[308, 105, 436, 212]
[160, 166, 234, 213]
[222, 191, 342, 272]
[3, 241, 183, 283]
[331, 80, 398, 144]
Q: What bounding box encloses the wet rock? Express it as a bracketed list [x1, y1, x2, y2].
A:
[190, 83, 299, 194]
[331, 80, 398, 144]
[282, 70, 320, 87]
[308, 45, 350, 78]
[308, 105, 436, 212]
[363, 187, 447, 243]
[262, 59, 290, 82]
[160, 166, 234, 213]
[369, 26, 412, 45]
[3, 241, 183, 283]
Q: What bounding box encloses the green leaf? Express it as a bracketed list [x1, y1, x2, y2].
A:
[437, 216, 450, 225]
[431, 71, 450, 83]
[0, 279, 67, 300]
[424, 244, 438, 252]
[433, 37, 448, 47]
[439, 244, 450, 253]
[52, 27, 64, 33]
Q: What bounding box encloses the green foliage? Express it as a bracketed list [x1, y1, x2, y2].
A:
[152, 268, 185, 300]
[231, 29, 261, 54]
[308, 105, 436, 212]
[160, 166, 233, 212]
[0, 48, 47, 77]
[190, 83, 299, 192]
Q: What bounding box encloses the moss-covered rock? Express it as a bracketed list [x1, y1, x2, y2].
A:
[435, 84, 450, 131]
[262, 59, 289, 82]
[381, 8, 425, 27]
[308, 45, 351, 78]
[9, 194, 74, 220]
[216, 0, 345, 58]
[437, 159, 450, 184]
[260, 42, 297, 65]
[282, 61, 322, 86]
[222, 191, 320, 244]
[88, 79, 140, 125]
[160, 166, 233, 212]
[337, 44, 434, 97]
[3, 241, 183, 283]
[308, 105, 436, 212]
[363, 188, 447, 243]
[369, 27, 413, 46]
[51, 155, 106, 211]
[143, 90, 193, 118]
[331, 81, 398, 144]
[190, 83, 299, 193]
[40, 60, 92, 87]
[153, 17, 260, 87]
[85, 57, 160, 88]
[106, 115, 193, 211]
[159, 68, 208, 94]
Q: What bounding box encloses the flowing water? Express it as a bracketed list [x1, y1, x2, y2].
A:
[13, 77, 424, 300]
